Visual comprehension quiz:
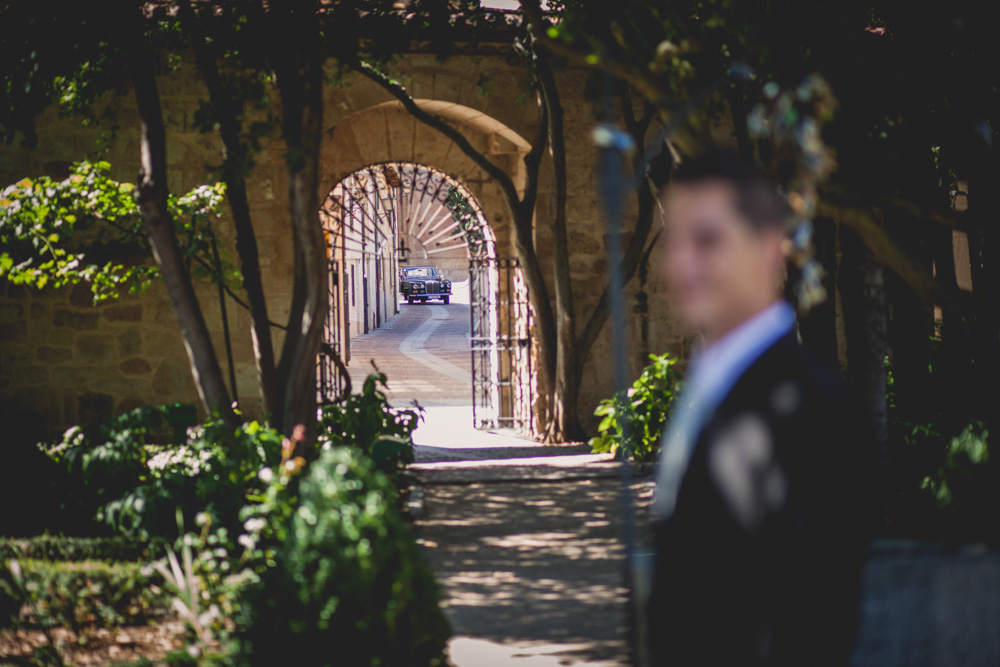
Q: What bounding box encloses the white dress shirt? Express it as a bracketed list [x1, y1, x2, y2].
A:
[650, 300, 796, 521]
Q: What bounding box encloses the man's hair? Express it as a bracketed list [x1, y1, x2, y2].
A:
[669, 150, 790, 232]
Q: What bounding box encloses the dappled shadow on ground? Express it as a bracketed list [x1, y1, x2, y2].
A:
[416, 478, 651, 664]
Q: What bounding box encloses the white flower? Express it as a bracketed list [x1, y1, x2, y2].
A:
[237, 534, 255, 550]
[258, 467, 274, 483]
[243, 517, 266, 533]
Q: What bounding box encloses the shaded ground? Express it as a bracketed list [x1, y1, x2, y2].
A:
[347, 293, 644, 665]
[413, 473, 653, 667]
[347, 284, 1000, 666]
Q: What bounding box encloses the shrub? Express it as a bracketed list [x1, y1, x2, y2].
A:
[0, 559, 168, 632]
[589, 353, 682, 462]
[0, 536, 156, 562]
[233, 446, 450, 666]
[43, 410, 284, 540]
[319, 371, 422, 473]
[918, 422, 999, 543]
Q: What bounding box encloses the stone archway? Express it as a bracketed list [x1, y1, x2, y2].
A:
[317, 100, 530, 258]
[314, 101, 538, 431]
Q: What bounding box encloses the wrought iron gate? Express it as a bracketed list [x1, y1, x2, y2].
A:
[317, 256, 348, 404]
[470, 256, 533, 431]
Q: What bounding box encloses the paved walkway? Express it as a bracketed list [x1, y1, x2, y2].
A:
[347, 286, 1000, 666]
[346, 289, 640, 665]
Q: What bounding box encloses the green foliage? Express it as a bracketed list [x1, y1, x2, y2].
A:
[918, 423, 998, 540]
[0, 161, 236, 304]
[0, 559, 168, 633]
[43, 407, 284, 540]
[17, 371, 440, 664]
[151, 524, 224, 663]
[444, 186, 486, 256]
[319, 372, 422, 473]
[233, 446, 450, 667]
[589, 353, 681, 462]
[0, 536, 154, 563]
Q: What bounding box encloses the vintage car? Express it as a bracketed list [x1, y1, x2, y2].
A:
[399, 265, 452, 304]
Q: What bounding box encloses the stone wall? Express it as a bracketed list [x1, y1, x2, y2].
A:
[0, 50, 691, 434]
[1, 280, 187, 434]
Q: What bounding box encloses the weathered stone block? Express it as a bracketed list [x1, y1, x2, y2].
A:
[153, 358, 194, 397]
[1, 345, 30, 367]
[76, 334, 115, 365]
[70, 282, 94, 307]
[116, 396, 146, 415]
[119, 357, 152, 375]
[569, 230, 602, 255]
[92, 377, 149, 397]
[13, 366, 48, 385]
[0, 320, 27, 342]
[570, 258, 590, 275]
[145, 327, 183, 354]
[117, 328, 143, 357]
[49, 328, 75, 346]
[29, 302, 49, 330]
[103, 304, 143, 322]
[37, 347, 73, 364]
[53, 366, 104, 386]
[62, 392, 77, 424]
[0, 303, 24, 322]
[5, 284, 27, 300]
[53, 310, 100, 330]
[77, 392, 113, 426]
[154, 301, 177, 325]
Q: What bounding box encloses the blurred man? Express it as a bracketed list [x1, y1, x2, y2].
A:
[647, 152, 867, 665]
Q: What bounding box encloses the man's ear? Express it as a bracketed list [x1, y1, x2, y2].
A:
[764, 226, 788, 262]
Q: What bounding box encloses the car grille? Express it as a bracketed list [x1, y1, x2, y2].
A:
[425, 281, 440, 294]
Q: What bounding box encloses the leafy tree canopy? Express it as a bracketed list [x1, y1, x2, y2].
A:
[0, 161, 236, 303]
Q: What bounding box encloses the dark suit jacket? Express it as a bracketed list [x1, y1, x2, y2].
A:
[647, 332, 869, 666]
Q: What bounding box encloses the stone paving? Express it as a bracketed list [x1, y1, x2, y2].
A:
[348, 292, 1000, 667]
[347, 292, 640, 665]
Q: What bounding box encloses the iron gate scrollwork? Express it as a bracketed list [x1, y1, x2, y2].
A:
[317, 256, 349, 404]
[470, 256, 533, 431]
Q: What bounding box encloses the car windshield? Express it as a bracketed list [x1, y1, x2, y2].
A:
[403, 267, 437, 278]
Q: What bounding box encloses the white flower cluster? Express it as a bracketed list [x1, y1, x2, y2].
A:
[147, 446, 213, 474]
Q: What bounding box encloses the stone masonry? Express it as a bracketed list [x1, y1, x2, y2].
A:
[0, 48, 690, 433]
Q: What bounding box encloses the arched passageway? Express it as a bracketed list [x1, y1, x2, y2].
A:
[317, 161, 533, 433]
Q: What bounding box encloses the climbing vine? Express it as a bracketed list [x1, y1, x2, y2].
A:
[444, 185, 486, 256]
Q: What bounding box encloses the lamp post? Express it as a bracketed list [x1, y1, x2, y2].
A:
[380, 186, 398, 314]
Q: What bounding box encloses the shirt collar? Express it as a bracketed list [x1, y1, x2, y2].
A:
[687, 300, 796, 401]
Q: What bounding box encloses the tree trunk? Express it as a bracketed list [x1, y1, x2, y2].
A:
[575, 105, 667, 379]
[797, 217, 840, 372]
[966, 164, 1000, 428]
[884, 235, 933, 428]
[512, 199, 558, 436]
[270, 12, 328, 441]
[533, 40, 582, 442]
[839, 225, 889, 459]
[182, 0, 278, 419]
[125, 8, 235, 426]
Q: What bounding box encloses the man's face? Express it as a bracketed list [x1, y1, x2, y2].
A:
[662, 180, 784, 341]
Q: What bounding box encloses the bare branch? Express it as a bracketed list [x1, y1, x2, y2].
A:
[354, 62, 523, 208]
[816, 200, 963, 307]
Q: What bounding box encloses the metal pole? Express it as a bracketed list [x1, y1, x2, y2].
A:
[595, 65, 647, 666]
[210, 233, 238, 407]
